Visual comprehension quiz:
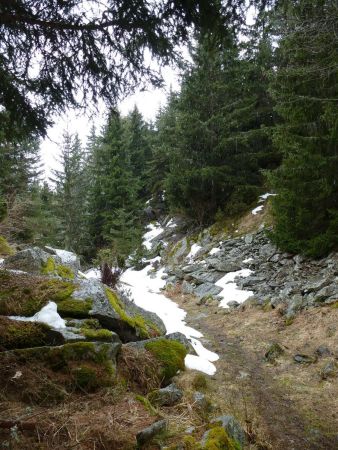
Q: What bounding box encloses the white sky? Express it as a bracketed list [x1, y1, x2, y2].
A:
[40, 64, 180, 180]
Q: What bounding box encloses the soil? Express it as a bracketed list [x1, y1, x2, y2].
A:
[171, 290, 338, 450]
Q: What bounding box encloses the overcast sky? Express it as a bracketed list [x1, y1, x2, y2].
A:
[40, 64, 180, 179]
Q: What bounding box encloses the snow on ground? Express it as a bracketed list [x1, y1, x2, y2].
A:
[120, 259, 219, 375]
[0, 258, 4, 265]
[49, 248, 78, 265]
[143, 223, 164, 250]
[10, 301, 66, 328]
[216, 269, 253, 308]
[166, 218, 177, 229]
[252, 205, 264, 215]
[186, 243, 202, 261]
[242, 257, 253, 264]
[84, 267, 101, 279]
[209, 247, 221, 255]
[258, 192, 276, 202]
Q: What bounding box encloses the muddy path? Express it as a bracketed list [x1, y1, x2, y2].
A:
[172, 292, 338, 449]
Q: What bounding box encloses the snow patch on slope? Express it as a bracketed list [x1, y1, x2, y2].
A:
[10, 301, 66, 329]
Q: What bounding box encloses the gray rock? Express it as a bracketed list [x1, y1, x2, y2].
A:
[294, 354, 317, 364]
[149, 383, 183, 406]
[72, 279, 166, 343]
[3, 247, 62, 274]
[182, 263, 205, 274]
[181, 280, 195, 295]
[207, 258, 241, 273]
[244, 234, 253, 244]
[202, 415, 246, 447]
[126, 332, 196, 356]
[320, 360, 337, 380]
[303, 277, 332, 293]
[189, 270, 224, 285]
[260, 243, 277, 258]
[193, 392, 211, 411]
[227, 301, 240, 308]
[194, 283, 223, 299]
[136, 419, 167, 446]
[315, 284, 338, 302]
[170, 238, 190, 265]
[315, 345, 332, 358]
[45, 247, 81, 273]
[239, 275, 266, 288]
[285, 294, 305, 318]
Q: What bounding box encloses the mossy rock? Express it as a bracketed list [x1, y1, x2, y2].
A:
[202, 426, 241, 450]
[0, 236, 14, 256]
[145, 338, 187, 382]
[41, 256, 75, 279]
[57, 298, 92, 318]
[0, 270, 77, 316]
[105, 288, 162, 340]
[80, 327, 114, 342]
[0, 316, 64, 351]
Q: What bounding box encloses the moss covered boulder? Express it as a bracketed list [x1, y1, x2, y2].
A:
[126, 337, 187, 383]
[0, 341, 120, 403]
[3, 247, 61, 274]
[0, 316, 65, 351]
[72, 279, 166, 342]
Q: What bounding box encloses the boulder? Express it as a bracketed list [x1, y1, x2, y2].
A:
[320, 360, 337, 380]
[72, 279, 166, 343]
[315, 345, 332, 358]
[194, 283, 223, 300]
[294, 354, 317, 364]
[45, 247, 81, 273]
[188, 270, 224, 285]
[206, 258, 241, 273]
[201, 415, 246, 447]
[136, 420, 167, 446]
[181, 280, 195, 295]
[148, 383, 183, 406]
[3, 247, 62, 274]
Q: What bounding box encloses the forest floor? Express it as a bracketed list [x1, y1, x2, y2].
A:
[170, 290, 338, 450]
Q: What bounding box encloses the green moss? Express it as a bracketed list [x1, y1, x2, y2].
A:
[0, 236, 14, 256]
[183, 436, 202, 449]
[285, 317, 294, 326]
[57, 298, 92, 318]
[202, 426, 241, 450]
[41, 257, 74, 279]
[81, 328, 113, 341]
[0, 272, 76, 316]
[0, 317, 56, 350]
[331, 301, 338, 309]
[105, 288, 161, 339]
[135, 394, 158, 415]
[71, 365, 100, 390]
[192, 373, 208, 391]
[145, 339, 187, 382]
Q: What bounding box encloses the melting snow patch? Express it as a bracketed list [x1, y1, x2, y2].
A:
[242, 258, 253, 264]
[120, 259, 218, 375]
[166, 219, 177, 229]
[209, 247, 221, 255]
[258, 192, 276, 202]
[0, 258, 4, 266]
[143, 223, 164, 250]
[216, 269, 253, 308]
[84, 268, 101, 279]
[186, 243, 202, 261]
[252, 205, 264, 215]
[10, 301, 66, 329]
[51, 248, 77, 264]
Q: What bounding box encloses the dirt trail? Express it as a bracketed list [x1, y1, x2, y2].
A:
[173, 293, 338, 449]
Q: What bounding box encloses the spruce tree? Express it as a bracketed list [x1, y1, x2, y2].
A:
[87, 112, 142, 260]
[52, 131, 88, 254]
[268, 0, 338, 257]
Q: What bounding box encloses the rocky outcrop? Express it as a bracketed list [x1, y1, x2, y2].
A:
[3, 247, 62, 274]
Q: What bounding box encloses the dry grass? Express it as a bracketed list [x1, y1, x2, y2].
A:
[171, 289, 338, 449]
[117, 345, 162, 394]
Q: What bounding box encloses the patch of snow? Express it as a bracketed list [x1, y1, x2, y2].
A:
[50, 248, 77, 264]
[6, 269, 27, 274]
[120, 262, 218, 375]
[209, 247, 221, 255]
[84, 268, 101, 279]
[216, 269, 253, 308]
[186, 243, 202, 261]
[258, 192, 276, 202]
[252, 205, 264, 215]
[143, 223, 164, 250]
[12, 371, 22, 380]
[166, 219, 177, 229]
[242, 258, 253, 264]
[0, 258, 4, 266]
[10, 301, 66, 329]
[185, 354, 217, 376]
